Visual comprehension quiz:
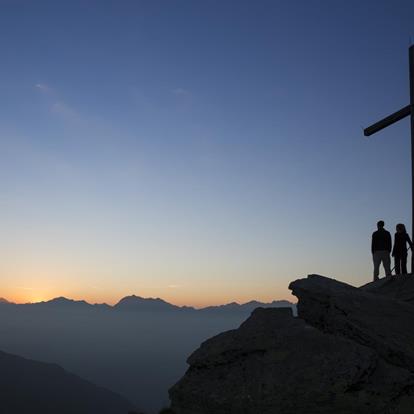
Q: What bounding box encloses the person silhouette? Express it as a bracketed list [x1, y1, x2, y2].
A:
[371, 220, 392, 281]
[392, 223, 413, 275]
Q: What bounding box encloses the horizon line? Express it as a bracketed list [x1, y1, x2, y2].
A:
[1, 294, 296, 309]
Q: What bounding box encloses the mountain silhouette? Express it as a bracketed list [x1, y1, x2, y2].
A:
[200, 299, 295, 313]
[34, 297, 91, 308]
[114, 294, 187, 311]
[12, 297, 111, 310]
[0, 349, 135, 413]
[2, 295, 296, 315]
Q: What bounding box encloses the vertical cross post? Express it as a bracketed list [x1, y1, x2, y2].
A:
[364, 45, 414, 275]
[410, 45, 414, 272]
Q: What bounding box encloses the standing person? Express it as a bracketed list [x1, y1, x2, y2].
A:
[392, 223, 413, 275]
[371, 220, 392, 281]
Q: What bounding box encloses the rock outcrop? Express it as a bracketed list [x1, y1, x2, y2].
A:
[169, 275, 414, 414]
[290, 275, 414, 372]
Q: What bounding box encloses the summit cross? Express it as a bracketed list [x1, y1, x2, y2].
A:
[364, 45, 414, 273]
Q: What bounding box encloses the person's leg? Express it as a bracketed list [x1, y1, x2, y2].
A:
[394, 255, 401, 275]
[402, 254, 408, 274]
[395, 255, 401, 275]
[373, 252, 381, 281]
[383, 252, 392, 277]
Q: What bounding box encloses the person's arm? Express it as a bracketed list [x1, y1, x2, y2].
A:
[386, 232, 392, 253]
[407, 234, 413, 250]
[392, 235, 396, 257]
[371, 233, 375, 254]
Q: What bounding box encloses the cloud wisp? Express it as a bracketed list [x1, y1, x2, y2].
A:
[35, 83, 54, 94]
[34, 82, 78, 119]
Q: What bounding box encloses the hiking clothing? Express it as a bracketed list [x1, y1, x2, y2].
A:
[371, 229, 392, 254]
[394, 254, 408, 275]
[373, 250, 391, 281]
[392, 232, 413, 256]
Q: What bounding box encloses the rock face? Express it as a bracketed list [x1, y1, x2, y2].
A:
[169, 275, 414, 414]
[291, 275, 414, 373]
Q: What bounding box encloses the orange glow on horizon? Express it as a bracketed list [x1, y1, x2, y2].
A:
[2, 267, 295, 308]
[5, 288, 295, 308]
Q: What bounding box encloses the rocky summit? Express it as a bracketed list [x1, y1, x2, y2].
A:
[169, 274, 414, 414]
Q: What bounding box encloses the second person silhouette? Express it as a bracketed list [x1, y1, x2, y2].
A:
[392, 223, 413, 275]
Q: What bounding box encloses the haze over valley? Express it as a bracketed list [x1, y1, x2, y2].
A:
[0, 295, 295, 413]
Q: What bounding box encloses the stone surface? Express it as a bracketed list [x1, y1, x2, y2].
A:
[290, 274, 414, 372]
[360, 274, 414, 303]
[169, 275, 414, 414]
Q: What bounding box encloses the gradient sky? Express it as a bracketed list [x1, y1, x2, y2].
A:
[1, 0, 414, 306]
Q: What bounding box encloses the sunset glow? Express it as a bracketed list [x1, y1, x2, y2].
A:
[1, 1, 413, 308]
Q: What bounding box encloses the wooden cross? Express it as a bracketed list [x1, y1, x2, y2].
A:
[364, 45, 414, 272]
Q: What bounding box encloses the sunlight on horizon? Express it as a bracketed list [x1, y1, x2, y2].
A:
[2, 1, 413, 311]
[3, 280, 296, 308]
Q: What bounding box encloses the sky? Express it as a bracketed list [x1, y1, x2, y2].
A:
[1, 0, 414, 306]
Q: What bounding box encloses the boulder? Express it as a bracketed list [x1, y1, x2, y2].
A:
[169, 275, 414, 414]
[289, 274, 414, 371]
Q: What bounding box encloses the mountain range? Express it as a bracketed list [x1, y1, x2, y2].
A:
[0, 294, 295, 314]
[0, 293, 296, 412]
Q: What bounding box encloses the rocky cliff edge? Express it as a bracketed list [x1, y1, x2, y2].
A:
[169, 274, 414, 414]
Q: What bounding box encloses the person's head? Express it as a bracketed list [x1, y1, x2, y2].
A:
[396, 223, 407, 233]
[377, 220, 385, 230]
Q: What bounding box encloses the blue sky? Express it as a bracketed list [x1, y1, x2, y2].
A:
[1, 0, 414, 305]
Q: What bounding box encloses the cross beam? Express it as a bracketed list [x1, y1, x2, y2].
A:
[364, 45, 414, 273]
[364, 105, 410, 137]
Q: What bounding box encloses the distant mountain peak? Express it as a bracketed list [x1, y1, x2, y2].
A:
[117, 294, 169, 303]
[114, 294, 182, 311]
[49, 296, 76, 303]
[47, 296, 88, 305]
[25, 297, 92, 308]
[200, 299, 296, 315]
[0, 297, 11, 304]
